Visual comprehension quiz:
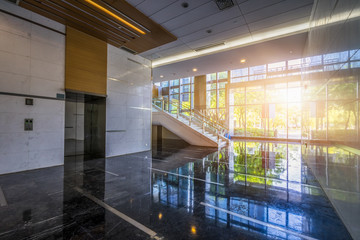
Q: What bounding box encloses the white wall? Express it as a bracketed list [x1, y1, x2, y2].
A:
[106, 45, 152, 157]
[0, 1, 65, 174]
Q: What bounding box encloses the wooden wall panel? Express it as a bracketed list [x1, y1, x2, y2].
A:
[194, 75, 206, 111]
[65, 26, 107, 95]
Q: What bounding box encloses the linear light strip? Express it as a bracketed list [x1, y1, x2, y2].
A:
[83, 0, 146, 35]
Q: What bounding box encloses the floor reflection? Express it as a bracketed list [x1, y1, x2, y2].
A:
[0, 140, 356, 239]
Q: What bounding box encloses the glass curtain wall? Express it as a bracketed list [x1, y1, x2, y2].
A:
[154, 49, 359, 143]
[156, 78, 194, 114]
[205, 71, 228, 125]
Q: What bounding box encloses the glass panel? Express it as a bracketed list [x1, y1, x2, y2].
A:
[246, 86, 264, 104]
[170, 79, 179, 86]
[161, 81, 169, 87]
[229, 88, 245, 105]
[288, 58, 302, 69]
[249, 65, 266, 75]
[180, 78, 190, 84]
[218, 82, 227, 89]
[170, 88, 179, 94]
[328, 101, 357, 141]
[218, 71, 228, 79]
[266, 83, 287, 103]
[246, 105, 264, 137]
[218, 89, 226, 108]
[323, 51, 348, 64]
[302, 102, 326, 140]
[230, 106, 245, 136]
[181, 85, 190, 93]
[207, 73, 217, 81]
[302, 55, 322, 67]
[267, 104, 287, 138]
[327, 79, 357, 100]
[206, 90, 217, 108]
[288, 103, 302, 139]
[268, 61, 286, 72]
[231, 68, 248, 77]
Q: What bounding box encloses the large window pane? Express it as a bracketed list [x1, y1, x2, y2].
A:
[246, 105, 264, 137]
[230, 106, 245, 136]
[206, 90, 217, 108]
[328, 101, 357, 141]
[247, 86, 264, 104]
[230, 88, 245, 105]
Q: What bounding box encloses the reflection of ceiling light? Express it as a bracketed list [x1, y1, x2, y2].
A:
[191, 226, 197, 235]
[192, 68, 197, 72]
[158, 213, 163, 220]
[160, 75, 164, 78]
[240, 59, 246, 63]
[84, 0, 146, 35]
[152, 8, 360, 67]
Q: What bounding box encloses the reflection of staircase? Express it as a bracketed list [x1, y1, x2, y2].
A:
[152, 98, 229, 148]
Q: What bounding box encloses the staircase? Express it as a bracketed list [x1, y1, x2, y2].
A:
[152, 98, 229, 148]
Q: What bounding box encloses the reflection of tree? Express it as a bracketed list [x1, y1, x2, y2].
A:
[232, 142, 287, 185]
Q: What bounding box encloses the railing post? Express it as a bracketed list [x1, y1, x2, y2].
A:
[202, 122, 205, 133]
[189, 114, 192, 126]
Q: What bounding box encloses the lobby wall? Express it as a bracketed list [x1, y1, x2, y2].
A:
[106, 45, 152, 157]
[0, 1, 65, 174]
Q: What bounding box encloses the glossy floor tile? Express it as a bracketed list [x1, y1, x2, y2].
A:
[0, 140, 355, 239]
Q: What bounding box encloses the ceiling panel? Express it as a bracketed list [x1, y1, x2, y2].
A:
[122, 0, 314, 64]
[150, 0, 211, 24]
[172, 6, 243, 37]
[180, 17, 248, 44]
[243, 0, 313, 24]
[186, 26, 250, 49]
[135, 0, 177, 17]
[248, 5, 312, 32]
[162, 1, 220, 31]
[239, 0, 283, 14]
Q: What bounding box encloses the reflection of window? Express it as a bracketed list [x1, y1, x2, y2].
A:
[323, 51, 348, 64]
[268, 61, 286, 72]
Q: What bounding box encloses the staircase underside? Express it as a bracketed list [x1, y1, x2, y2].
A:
[152, 111, 219, 147]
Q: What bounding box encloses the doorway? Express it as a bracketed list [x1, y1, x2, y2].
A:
[64, 92, 106, 159]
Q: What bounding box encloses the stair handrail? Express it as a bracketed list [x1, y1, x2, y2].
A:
[152, 97, 230, 144]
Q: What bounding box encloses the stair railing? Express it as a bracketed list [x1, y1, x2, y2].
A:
[152, 97, 230, 144]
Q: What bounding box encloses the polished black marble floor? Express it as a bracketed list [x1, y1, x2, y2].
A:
[0, 140, 353, 239]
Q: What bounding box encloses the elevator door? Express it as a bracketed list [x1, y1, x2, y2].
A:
[64, 92, 105, 159]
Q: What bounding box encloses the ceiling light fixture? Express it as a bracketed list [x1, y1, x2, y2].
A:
[240, 59, 246, 63]
[192, 68, 197, 72]
[84, 0, 146, 35]
[160, 75, 164, 78]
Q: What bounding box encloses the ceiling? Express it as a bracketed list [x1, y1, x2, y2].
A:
[152, 32, 308, 82]
[126, 0, 314, 65]
[18, 0, 177, 53]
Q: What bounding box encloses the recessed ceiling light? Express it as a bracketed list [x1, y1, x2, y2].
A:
[160, 75, 164, 78]
[192, 68, 197, 72]
[240, 59, 246, 63]
[181, 2, 189, 8]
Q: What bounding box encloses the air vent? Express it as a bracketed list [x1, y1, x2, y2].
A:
[120, 46, 137, 55]
[214, 0, 234, 10]
[194, 42, 225, 52]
